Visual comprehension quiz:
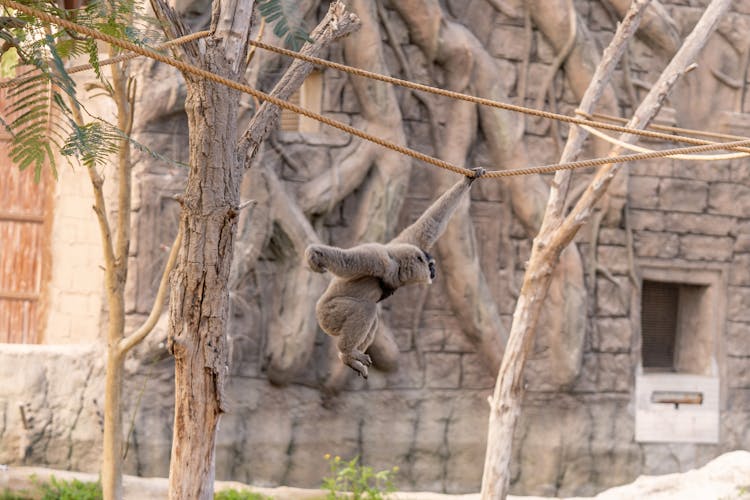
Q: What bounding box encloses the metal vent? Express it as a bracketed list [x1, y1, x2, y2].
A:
[641, 280, 678, 370]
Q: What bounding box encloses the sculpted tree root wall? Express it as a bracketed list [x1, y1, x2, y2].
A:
[221, 0, 750, 495]
[233, 0, 597, 393]
[4, 0, 750, 497]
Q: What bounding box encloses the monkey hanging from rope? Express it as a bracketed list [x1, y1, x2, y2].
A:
[305, 167, 485, 378]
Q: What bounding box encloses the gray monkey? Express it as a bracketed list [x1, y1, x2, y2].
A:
[305, 167, 485, 378]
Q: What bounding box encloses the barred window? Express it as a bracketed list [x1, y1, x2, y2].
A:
[640, 279, 709, 373]
[641, 280, 679, 370]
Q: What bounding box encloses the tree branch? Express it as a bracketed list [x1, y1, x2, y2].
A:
[213, 0, 255, 74]
[540, 0, 651, 230]
[148, 0, 200, 62]
[112, 56, 133, 290]
[555, 0, 732, 250]
[70, 102, 118, 287]
[238, 1, 360, 164]
[118, 226, 183, 355]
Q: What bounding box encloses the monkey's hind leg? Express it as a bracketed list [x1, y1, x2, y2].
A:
[336, 316, 377, 379]
[318, 296, 377, 378]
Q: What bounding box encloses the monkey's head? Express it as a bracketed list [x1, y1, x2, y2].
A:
[388, 243, 436, 285]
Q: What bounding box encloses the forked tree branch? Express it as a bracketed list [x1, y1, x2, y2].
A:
[553, 0, 731, 250]
[118, 226, 183, 355]
[542, 0, 652, 228]
[481, 1, 732, 499]
[480, 1, 652, 498]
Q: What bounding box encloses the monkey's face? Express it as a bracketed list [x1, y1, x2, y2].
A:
[424, 251, 436, 281]
[389, 244, 436, 286]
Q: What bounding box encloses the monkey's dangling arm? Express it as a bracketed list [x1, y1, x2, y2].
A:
[305, 244, 397, 279]
[392, 167, 485, 250]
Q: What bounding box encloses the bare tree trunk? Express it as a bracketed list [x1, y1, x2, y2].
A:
[101, 349, 124, 500]
[146, 1, 358, 495]
[145, 4, 255, 495]
[480, 1, 730, 498]
[99, 44, 135, 500]
[168, 67, 241, 499]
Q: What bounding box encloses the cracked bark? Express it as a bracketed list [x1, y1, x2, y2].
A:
[167, 57, 243, 500]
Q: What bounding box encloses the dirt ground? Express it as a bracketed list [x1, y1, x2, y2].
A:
[2, 451, 749, 499]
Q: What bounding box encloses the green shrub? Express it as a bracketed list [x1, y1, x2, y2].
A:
[1, 489, 32, 500]
[321, 454, 398, 500]
[37, 476, 102, 500]
[214, 489, 271, 500]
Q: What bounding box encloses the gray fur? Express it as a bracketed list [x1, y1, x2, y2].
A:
[305, 167, 484, 378]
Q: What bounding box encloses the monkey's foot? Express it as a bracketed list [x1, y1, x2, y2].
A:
[339, 351, 372, 378]
[304, 245, 327, 273]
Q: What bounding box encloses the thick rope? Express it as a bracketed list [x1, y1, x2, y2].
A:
[484, 138, 750, 178]
[585, 111, 749, 142]
[246, 39, 750, 154]
[581, 124, 749, 161]
[5, 4, 746, 156]
[3, 0, 749, 179]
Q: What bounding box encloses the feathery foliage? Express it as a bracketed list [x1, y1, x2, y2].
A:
[257, 0, 312, 51]
[0, 0, 158, 178]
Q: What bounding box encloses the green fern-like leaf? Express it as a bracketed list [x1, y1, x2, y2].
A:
[85, 38, 101, 79]
[1, 0, 169, 178]
[257, 0, 311, 51]
[82, 111, 189, 168]
[6, 80, 73, 177]
[62, 121, 120, 167]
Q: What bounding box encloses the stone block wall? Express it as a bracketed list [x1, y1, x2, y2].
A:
[2, 0, 750, 498]
[44, 165, 104, 344]
[219, 0, 750, 494]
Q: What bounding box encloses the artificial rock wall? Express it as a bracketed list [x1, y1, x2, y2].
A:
[2, 0, 750, 497]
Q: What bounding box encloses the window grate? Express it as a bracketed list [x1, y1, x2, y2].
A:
[641, 280, 679, 370]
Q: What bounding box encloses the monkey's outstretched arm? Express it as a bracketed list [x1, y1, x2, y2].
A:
[305, 243, 396, 279]
[392, 167, 484, 250]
